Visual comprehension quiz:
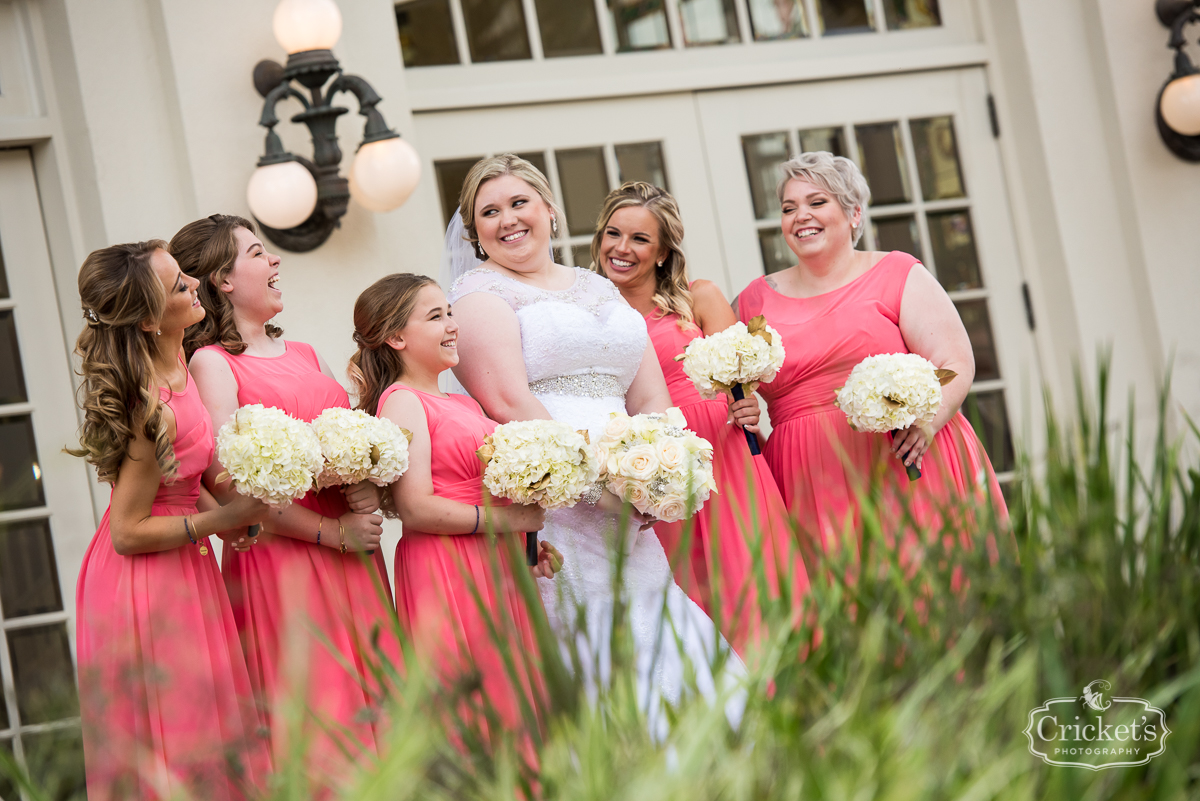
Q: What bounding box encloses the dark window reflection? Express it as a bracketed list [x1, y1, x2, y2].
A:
[513, 151, 548, 177]
[434, 158, 483, 227]
[758, 229, 793, 274]
[615, 142, 668, 189]
[556, 147, 610, 236]
[395, 0, 460, 67]
[816, 0, 873, 33]
[0, 236, 9, 298]
[571, 244, 594, 270]
[22, 727, 87, 801]
[535, 0, 603, 57]
[856, 122, 910, 205]
[964, 390, 1015, 474]
[928, 209, 983, 290]
[883, 0, 941, 30]
[8, 624, 79, 724]
[0, 518, 64, 619]
[0, 416, 45, 512]
[910, 116, 965, 200]
[798, 126, 845, 157]
[742, 132, 790, 220]
[0, 310, 28, 405]
[954, 299, 1001, 382]
[872, 215, 921, 260]
[461, 0, 532, 62]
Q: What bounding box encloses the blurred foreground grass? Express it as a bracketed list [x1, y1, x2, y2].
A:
[9, 364, 1200, 800]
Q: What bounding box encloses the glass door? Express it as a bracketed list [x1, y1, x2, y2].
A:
[697, 68, 1037, 485]
[0, 148, 94, 798]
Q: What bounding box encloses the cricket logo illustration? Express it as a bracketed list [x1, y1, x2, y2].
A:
[1081, 680, 1112, 712]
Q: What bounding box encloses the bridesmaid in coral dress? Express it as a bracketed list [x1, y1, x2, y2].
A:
[72, 242, 271, 800]
[736, 152, 1006, 566]
[349, 273, 558, 734]
[592, 182, 806, 654]
[169, 215, 398, 787]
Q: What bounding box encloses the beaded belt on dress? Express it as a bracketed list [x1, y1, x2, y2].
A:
[528, 373, 625, 399]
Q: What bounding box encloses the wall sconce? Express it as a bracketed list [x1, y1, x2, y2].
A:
[1156, 0, 1200, 161]
[249, 0, 421, 251]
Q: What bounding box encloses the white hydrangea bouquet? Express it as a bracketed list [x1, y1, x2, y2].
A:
[216, 404, 324, 539]
[311, 407, 412, 490]
[596, 407, 716, 523]
[677, 314, 785, 455]
[476, 419, 600, 565]
[834, 352, 956, 480]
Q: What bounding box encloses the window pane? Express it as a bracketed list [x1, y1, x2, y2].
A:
[571, 244, 595, 270]
[0, 416, 45, 512]
[434, 158, 482, 227]
[747, 0, 809, 39]
[927, 210, 982, 290]
[535, 0, 603, 57]
[556, 147, 610, 236]
[680, 0, 740, 45]
[23, 728, 86, 801]
[608, 0, 672, 51]
[872, 215, 921, 259]
[758, 229, 793, 274]
[964, 390, 1014, 474]
[0, 519, 64, 618]
[742, 132, 790, 220]
[798, 126, 845, 157]
[0, 740, 13, 799]
[8, 624, 79, 724]
[954, 299, 1001, 382]
[883, 0, 940, 30]
[615, 142, 668, 189]
[856, 122, 910, 205]
[513, 151, 548, 177]
[0, 236, 8, 299]
[461, 0, 531, 62]
[0, 310, 28, 404]
[910, 116, 965, 200]
[395, 0, 460, 67]
[815, 0, 873, 33]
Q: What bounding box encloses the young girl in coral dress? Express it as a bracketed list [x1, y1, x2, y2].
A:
[169, 215, 399, 788]
[72, 241, 271, 800]
[592, 182, 806, 654]
[350, 273, 558, 734]
[736, 152, 1006, 567]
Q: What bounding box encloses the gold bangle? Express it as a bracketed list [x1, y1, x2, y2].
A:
[339, 522, 347, 555]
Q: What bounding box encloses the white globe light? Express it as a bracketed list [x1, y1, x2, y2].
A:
[349, 137, 422, 213]
[247, 161, 318, 229]
[273, 0, 342, 54]
[1162, 74, 1200, 136]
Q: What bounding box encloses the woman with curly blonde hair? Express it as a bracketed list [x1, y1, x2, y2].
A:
[592, 181, 806, 655]
[170, 215, 399, 788]
[71, 241, 271, 800]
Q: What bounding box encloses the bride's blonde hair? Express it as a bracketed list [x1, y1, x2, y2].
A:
[590, 182, 695, 329]
[458, 154, 565, 261]
[68, 241, 179, 484]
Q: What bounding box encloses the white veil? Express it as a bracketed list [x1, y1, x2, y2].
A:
[439, 209, 483, 396]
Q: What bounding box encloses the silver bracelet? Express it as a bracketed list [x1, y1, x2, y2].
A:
[581, 479, 607, 506]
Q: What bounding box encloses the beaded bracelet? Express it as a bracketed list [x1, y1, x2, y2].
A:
[316, 516, 323, 547]
[183, 516, 197, 545]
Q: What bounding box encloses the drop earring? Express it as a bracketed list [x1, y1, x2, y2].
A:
[551, 216, 559, 236]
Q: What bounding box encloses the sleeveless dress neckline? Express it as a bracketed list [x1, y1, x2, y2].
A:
[758, 250, 904, 302]
[223, 341, 290, 360]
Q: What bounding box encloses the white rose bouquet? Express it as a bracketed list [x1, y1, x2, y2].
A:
[311, 407, 412, 490]
[834, 352, 957, 480]
[216, 404, 324, 513]
[677, 314, 785, 455]
[596, 408, 716, 523]
[476, 419, 600, 565]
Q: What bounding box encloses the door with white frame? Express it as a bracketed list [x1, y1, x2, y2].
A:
[697, 67, 1035, 486]
[413, 93, 732, 290]
[0, 148, 93, 797]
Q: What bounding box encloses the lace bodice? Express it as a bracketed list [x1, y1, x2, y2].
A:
[448, 267, 646, 390]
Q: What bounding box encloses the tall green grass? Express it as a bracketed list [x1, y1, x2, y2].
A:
[10, 366, 1200, 799]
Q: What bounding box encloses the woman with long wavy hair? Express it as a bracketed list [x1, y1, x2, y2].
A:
[591, 182, 806, 655]
[169, 215, 399, 788]
[72, 241, 271, 800]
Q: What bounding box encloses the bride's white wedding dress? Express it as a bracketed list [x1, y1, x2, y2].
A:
[449, 266, 744, 737]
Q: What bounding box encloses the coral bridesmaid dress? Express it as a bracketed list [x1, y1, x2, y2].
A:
[645, 311, 807, 654]
[76, 368, 270, 801]
[737, 252, 1007, 563]
[195, 341, 399, 777]
[379, 385, 542, 731]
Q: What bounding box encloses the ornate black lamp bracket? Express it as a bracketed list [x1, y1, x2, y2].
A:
[1156, 1, 1200, 162]
[252, 50, 401, 252]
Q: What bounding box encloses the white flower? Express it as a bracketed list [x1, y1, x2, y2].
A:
[680, 317, 786, 400]
[655, 438, 686, 471]
[311, 407, 412, 489]
[216, 404, 323, 508]
[653, 492, 690, 523]
[835, 353, 945, 433]
[619, 444, 659, 482]
[602, 412, 632, 442]
[478, 420, 599, 511]
[597, 411, 715, 520]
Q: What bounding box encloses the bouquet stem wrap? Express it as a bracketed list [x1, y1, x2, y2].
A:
[887, 431, 923, 481]
[730, 383, 761, 456]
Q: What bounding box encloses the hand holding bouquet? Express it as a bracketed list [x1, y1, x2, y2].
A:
[834, 353, 956, 480]
[596, 408, 716, 523]
[476, 419, 600, 565]
[216, 404, 325, 539]
[311, 407, 412, 489]
[677, 314, 785, 454]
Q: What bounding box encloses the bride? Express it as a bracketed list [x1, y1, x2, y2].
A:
[445, 155, 744, 736]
